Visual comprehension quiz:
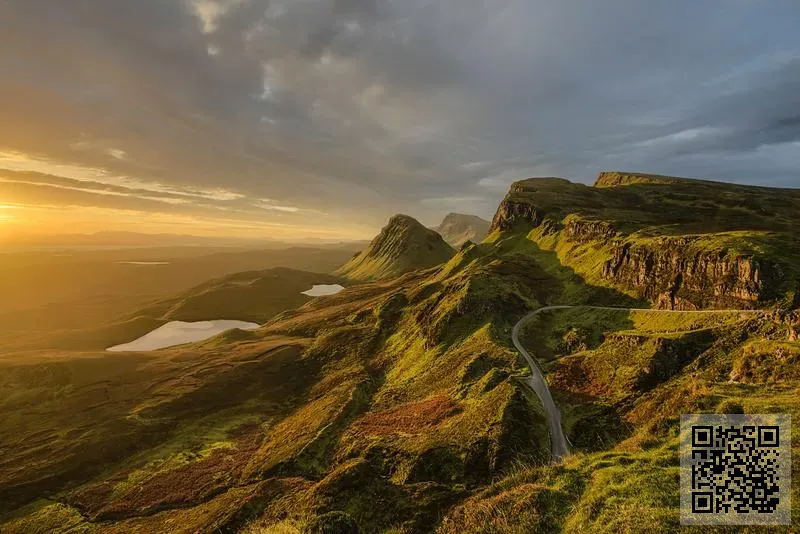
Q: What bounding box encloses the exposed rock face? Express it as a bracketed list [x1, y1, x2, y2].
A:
[564, 218, 617, 243]
[433, 213, 491, 247]
[601, 239, 780, 309]
[487, 173, 799, 309]
[490, 199, 544, 232]
[336, 214, 455, 281]
[489, 177, 583, 233]
[594, 171, 690, 188]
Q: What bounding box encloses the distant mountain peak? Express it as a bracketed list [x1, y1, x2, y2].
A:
[432, 213, 491, 247]
[336, 214, 454, 281]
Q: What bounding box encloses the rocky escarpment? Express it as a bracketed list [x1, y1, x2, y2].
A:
[594, 171, 692, 188]
[489, 178, 576, 233]
[490, 198, 544, 233]
[601, 238, 783, 309]
[563, 218, 617, 244]
[488, 173, 799, 310]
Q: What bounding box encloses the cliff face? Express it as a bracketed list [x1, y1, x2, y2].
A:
[490, 199, 543, 232]
[601, 239, 780, 309]
[593, 171, 690, 188]
[488, 173, 799, 309]
[563, 218, 617, 244]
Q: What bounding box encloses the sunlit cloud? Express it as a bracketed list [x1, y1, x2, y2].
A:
[106, 148, 127, 160]
[254, 198, 300, 212]
[1, 0, 799, 240]
[0, 152, 246, 204]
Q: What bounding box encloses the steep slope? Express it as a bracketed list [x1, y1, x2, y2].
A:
[432, 213, 491, 247]
[490, 172, 800, 309]
[336, 214, 455, 281]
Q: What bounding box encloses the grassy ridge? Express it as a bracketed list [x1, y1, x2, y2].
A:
[0, 243, 565, 532]
[441, 308, 800, 532]
[492, 176, 800, 308]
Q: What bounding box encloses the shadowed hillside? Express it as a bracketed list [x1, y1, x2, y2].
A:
[8, 268, 349, 352]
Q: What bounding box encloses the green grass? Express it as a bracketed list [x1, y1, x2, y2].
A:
[437, 306, 800, 532]
[336, 214, 454, 281]
[491, 176, 800, 309]
[3, 175, 800, 532]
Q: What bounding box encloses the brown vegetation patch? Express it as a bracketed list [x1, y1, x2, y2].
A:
[72, 422, 266, 520]
[351, 395, 461, 436]
[550, 356, 593, 395]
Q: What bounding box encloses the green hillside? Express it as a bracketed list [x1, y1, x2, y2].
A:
[490, 173, 800, 309]
[336, 214, 455, 281]
[2, 173, 799, 533]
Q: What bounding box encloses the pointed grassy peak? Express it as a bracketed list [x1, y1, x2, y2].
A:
[336, 213, 455, 281]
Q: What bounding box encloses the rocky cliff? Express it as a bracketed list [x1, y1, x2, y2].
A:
[489, 172, 800, 309]
[601, 238, 782, 309]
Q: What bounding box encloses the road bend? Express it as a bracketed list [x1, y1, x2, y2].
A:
[512, 306, 764, 462]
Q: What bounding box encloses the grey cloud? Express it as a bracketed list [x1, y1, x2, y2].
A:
[1, 0, 800, 231]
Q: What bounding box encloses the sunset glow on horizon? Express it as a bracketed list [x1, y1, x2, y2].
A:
[1, 1, 798, 244]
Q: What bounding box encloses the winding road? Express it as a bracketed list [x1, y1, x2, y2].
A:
[512, 305, 765, 462]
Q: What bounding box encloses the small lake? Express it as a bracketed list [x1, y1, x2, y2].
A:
[302, 284, 345, 297]
[107, 320, 260, 352]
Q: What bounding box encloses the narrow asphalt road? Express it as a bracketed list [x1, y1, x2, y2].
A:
[512, 305, 765, 462]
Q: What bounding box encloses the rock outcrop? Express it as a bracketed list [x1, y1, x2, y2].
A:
[488, 172, 799, 309]
[600, 239, 781, 309]
[593, 171, 691, 188]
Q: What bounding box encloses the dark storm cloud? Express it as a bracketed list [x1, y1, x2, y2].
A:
[1, 0, 799, 229]
[661, 58, 800, 156]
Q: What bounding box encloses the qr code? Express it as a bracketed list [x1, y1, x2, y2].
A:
[680, 414, 791, 525]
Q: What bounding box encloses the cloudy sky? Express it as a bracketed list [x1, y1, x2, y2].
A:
[1, 0, 799, 239]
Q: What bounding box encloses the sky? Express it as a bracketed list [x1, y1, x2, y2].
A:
[1, 0, 799, 240]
